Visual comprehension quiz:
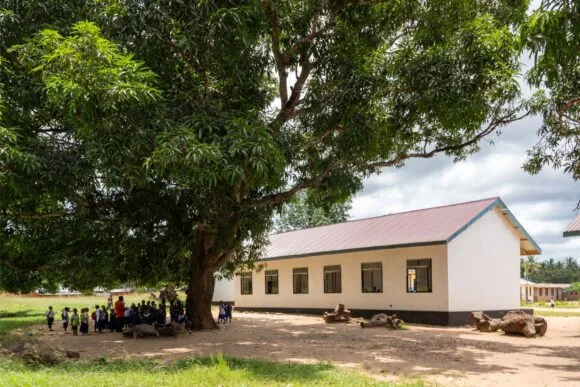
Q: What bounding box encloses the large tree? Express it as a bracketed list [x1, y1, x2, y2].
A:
[1, 0, 536, 328]
[521, 0, 579, 180]
[273, 190, 351, 232]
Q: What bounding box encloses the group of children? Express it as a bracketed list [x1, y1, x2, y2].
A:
[217, 301, 233, 324]
[45, 306, 90, 336]
[45, 296, 234, 335]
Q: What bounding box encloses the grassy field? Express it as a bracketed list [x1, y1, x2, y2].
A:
[522, 301, 580, 309]
[0, 293, 167, 335]
[534, 309, 580, 317]
[0, 294, 423, 386]
[0, 354, 419, 387]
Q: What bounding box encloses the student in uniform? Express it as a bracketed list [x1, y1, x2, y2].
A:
[70, 308, 80, 336]
[45, 306, 55, 331]
[61, 307, 70, 334]
[80, 308, 89, 336]
[92, 305, 99, 333]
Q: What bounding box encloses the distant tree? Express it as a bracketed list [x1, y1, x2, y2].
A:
[521, 0, 579, 180]
[567, 282, 580, 292]
[522, 256, 541, 280]
[273, 191, 351, 233]
[528, 257, 580, 283]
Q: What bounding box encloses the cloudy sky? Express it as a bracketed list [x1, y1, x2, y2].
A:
[350, 112, 580, 260]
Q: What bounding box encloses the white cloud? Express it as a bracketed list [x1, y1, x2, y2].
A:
[350, 115, 580, 260]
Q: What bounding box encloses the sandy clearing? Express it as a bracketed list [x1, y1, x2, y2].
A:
[33, 312, 580, 386]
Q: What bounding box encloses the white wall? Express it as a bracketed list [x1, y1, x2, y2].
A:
[234, 244, 449, 312]
[212, 277, 235, 302]
[447, 207, 521, 311]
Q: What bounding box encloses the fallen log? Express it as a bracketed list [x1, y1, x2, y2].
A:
[470, 310, 547, 337]
[323, 304, 351, 323]
[469, 311, 501, 332]
[360, 313, 403, 329]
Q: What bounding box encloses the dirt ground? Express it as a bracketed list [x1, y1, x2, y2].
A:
[36, 312, 580, 386]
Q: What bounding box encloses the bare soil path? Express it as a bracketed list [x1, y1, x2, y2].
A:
[36, 312, 580, 386]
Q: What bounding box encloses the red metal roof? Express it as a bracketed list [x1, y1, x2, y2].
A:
[265, 197, 501, 259]
[563, 214, 580, 237]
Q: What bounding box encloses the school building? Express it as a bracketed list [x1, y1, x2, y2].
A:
[232, 197, 541, 325]
[563, 214, 580, 237]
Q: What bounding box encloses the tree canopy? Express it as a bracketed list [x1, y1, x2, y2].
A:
[1, 0, 544, 328]
[273, 191, 351, 233]
[521, 0, 579, 180]
[521, 256, 580, 283]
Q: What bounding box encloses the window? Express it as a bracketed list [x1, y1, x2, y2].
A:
[240, 272, 252, 295]
[551, 288, 554, 296]
[293, 268, 308, 294]
[361, 262, 383, 293]
[323, 265, 342, 293]
[407, 259, 432, 293]
[265, 270, 279, 294]
[539, 288, 542, 296]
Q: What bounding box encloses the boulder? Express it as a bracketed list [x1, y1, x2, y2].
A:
[8, 342, 79, 365]
[498, 311, 547, 338]
[360, 313, 404, 329]
[157, 324, 179, 337]
[469, 311, 501, 332]
[122, 324, 160, 339]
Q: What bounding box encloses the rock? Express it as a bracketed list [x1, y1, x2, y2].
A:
[122, 324, 160, 338]
[534, 316, 548, 336]
[323, 304, 351, 323]
[500, 311, 543, 338]
[7, 342, 79, 365]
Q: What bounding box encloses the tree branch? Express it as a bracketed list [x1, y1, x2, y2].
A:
[263, 0, 288, 108]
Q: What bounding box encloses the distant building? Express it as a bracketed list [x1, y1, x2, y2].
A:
[232, 197, 540, 325]
[563, 214, 580, 237]
[520, 278, 535, 302]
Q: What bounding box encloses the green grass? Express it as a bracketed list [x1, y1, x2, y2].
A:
[0, 293, 165, 335]
[534, 310, 580, 317]
[0, 354, 421, 387]
[522, 301, 580, 308]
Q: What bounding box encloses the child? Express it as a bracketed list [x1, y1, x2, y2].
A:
[98, 305, 107, 333]
[80, 308, 89, 336]
[217, 301, 226, 324]
[177, 309, 192, 334]
[71, 308, 80, 336]
[124, 307, 131, 330]
[225, 302, 233, 324]
[61, 307, 70, 334]
[45, 306, 55, 331]
[109, 309, 116, 331]
[92, 305, 99, 333]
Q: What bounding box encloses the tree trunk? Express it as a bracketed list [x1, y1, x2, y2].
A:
[186, 259, 217, 330]
[186, 231, 219, 330]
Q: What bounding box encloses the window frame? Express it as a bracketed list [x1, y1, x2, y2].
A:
[406, 258, 432, 293]
[264, 269, 279, 295]
[240, 272, 253, 295]
[361, 262, 383, 293]
[293, 267, 309, 294]
[323, 265, 342, 294]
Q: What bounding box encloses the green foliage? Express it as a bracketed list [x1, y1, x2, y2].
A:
[521, 256, 580, 283]
[521, 0, 579, 179]
[274, 190, 351, 232]
[0, 0, 538, 325]
[568, 282, 580, 292]
[0, 354, 414, 387]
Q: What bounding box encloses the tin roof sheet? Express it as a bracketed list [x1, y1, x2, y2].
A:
[265, 197, 540, 259]
[564, 214, 580, 237]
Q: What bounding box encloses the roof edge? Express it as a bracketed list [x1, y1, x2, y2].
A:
[262, 241, 446, 261]
[446, 198, 542, 255]
[563, 230, 580, 238]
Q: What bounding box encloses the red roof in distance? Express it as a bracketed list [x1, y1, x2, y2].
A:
[563, 214, 580, 237]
